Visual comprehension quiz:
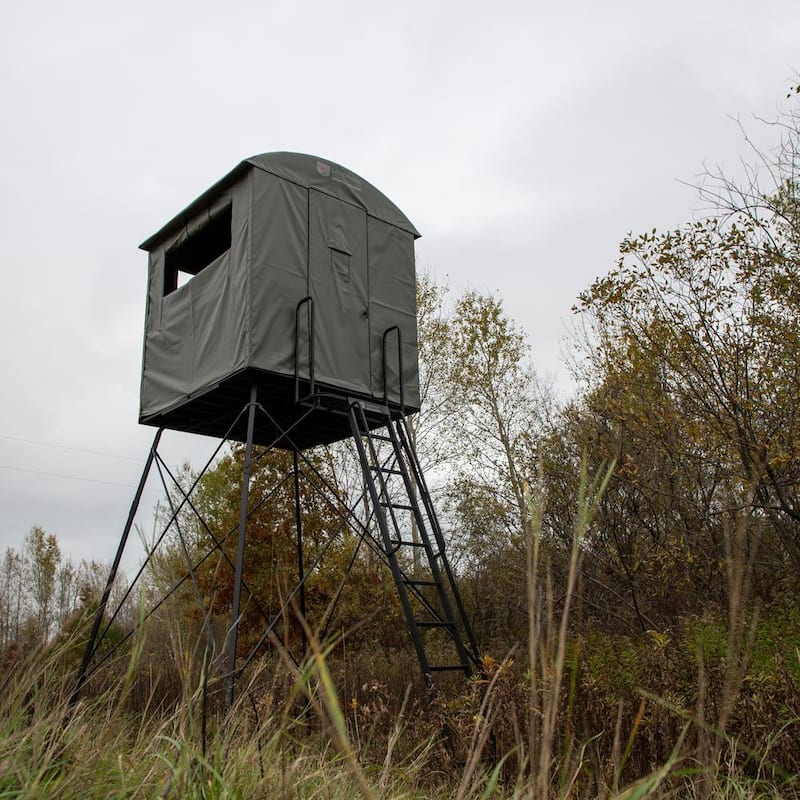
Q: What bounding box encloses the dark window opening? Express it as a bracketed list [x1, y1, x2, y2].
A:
[164, 205, 232, 296]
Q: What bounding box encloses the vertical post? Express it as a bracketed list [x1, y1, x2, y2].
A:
[226, 385, 258, 711]
[293, 449, 307, 656]
[71, 427, 163, 706]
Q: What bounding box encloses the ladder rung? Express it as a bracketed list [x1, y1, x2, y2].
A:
[403, 579, 440, 586]
[367, 433, 393, 442]
[390, 539, 427, 548]
[415, 620, 452, 629]
[381, 502, 415, 511]
[428, 665, 468, 672]
[350, 399, 391, 417]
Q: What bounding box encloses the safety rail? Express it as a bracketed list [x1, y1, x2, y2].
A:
[381, 325, 405, 413]
[293, 296, 316, 404]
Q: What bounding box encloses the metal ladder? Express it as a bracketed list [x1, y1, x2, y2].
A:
[347, 400, 479, 684]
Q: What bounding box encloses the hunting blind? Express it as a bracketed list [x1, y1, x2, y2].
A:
[139, 152, 421, 449]
[74, 154, 478, 710]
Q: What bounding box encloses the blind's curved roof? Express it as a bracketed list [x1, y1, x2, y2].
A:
[141, 151, 419, 251]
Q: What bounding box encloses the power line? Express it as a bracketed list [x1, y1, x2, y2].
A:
[0, 434, 142, 463]
[0, 464, 136, 489]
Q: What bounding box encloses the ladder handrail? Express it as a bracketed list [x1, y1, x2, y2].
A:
[293, 295, 316, 404]
[381, 325, 405, 413]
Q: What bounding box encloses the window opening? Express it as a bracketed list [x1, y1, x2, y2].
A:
[164, 205, 232, 296]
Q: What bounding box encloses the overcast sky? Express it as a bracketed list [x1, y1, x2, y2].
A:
[1, 0, 797, 570]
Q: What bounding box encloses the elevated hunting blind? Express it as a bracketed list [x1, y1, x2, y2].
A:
[73, 153, 478, 712]
[139, 152, 421, 449]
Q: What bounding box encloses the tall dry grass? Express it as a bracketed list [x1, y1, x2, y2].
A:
[2, 463, 798, 798]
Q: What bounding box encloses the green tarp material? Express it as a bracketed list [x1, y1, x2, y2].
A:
[139, 153, 420, 443]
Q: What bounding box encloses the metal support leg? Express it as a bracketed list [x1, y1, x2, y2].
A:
[293, 449, 307, 656]
[226, 385, 258, 710]
[71, 427, 163, 706]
